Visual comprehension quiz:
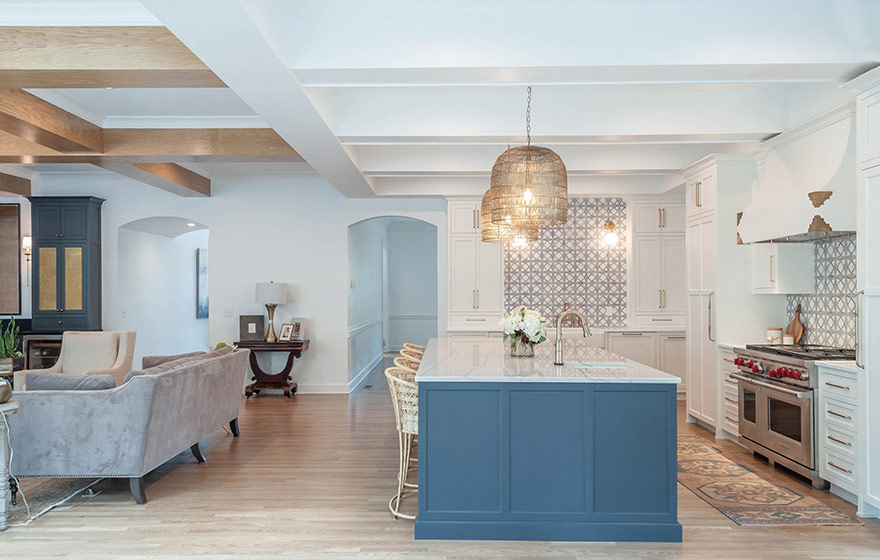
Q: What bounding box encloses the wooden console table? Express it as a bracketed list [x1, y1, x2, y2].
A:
[235, 340, 310, 398]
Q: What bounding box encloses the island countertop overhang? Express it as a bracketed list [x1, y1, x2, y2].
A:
[415, 337, 681, 384]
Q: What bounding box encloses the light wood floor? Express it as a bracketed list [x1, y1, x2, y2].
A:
[3, 356, 880, 559]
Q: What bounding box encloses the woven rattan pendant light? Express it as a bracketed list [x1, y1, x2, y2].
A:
[489, 86, 567, 227]
[480, 191, 538, 243]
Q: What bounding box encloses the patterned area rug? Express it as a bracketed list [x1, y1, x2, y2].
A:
[678, 435, 861, 526]
[6, 477, 101, 527]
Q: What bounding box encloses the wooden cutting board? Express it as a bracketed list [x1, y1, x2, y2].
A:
[785, 304, 804, 344]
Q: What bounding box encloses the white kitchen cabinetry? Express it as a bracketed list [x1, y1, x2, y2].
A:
[607, 332, 657, 367]
[447, 198, 504, 334]
[846, 67, 880, 517]
[752, 243, 816, 294]
[683, 155, 780, 431]
[817, 363, 860, 503]
[634, 203, 685, 234]
[658, 333, 687, 393]
[718, 346, 740, 438]
[632, 197, 686, 328]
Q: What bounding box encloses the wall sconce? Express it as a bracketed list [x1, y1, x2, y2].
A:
[22, 235, 32, 286]
[602, 221, 619, 247]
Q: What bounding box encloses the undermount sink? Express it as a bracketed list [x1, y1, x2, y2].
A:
[567, 361, 630, 369]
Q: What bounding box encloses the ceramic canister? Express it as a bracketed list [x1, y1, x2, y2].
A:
[767, 328, 783, 345]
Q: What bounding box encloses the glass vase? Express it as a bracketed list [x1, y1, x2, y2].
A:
[509, 338, 535, 357]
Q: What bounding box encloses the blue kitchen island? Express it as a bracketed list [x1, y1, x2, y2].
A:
[414, 337, 682, 542]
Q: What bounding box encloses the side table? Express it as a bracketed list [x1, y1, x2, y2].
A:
[0, 400, 19, 531]
[235, 340, 310, 398]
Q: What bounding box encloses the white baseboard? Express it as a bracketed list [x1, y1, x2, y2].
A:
[347, 353, 382, 393]
[295, 383, 352, 394]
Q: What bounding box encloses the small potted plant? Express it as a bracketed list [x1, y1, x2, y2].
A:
[0, 316, 24, 375]
[500, 306, 548, 357]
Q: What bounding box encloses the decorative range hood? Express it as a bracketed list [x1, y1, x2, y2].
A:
[738, 105, 856, 244]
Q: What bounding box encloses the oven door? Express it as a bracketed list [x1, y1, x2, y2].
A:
[734, 374, 764, 445]
[762, 382, 813, 469]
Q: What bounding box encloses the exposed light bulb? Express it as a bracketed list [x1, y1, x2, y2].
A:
[522, 188, 533, 204]
[603, 231, 619, 246]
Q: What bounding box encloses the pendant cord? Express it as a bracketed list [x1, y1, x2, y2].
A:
[526, 86, 532, 147]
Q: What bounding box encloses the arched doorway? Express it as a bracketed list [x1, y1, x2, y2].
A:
[347, 216, 438, 391]
[117, 217, 210, 367]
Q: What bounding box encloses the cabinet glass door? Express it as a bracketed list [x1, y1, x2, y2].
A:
[38, 246, 58, 311]
[64, 246, 84, 311]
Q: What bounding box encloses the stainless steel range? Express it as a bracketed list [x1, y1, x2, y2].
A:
[732, 344, 855, 488]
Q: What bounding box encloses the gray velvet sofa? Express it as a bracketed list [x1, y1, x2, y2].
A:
[7, 347, 250, 504]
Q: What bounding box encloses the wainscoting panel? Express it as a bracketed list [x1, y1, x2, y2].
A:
[348, 318, 383, 391]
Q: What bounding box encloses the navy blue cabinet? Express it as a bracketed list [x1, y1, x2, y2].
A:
[30, 197, 103, 332]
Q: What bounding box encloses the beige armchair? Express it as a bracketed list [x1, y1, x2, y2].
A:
[14, 331, 136, 390]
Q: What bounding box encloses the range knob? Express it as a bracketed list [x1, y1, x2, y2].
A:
[747, 360, 755, 368]
[769, 368, 778, 377]
[734, 358, 743, 366]
[752, 364, 762, 374]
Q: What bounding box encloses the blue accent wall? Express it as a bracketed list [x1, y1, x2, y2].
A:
[415, 382, 681, 542]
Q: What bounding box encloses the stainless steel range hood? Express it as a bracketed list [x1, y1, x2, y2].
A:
[738, 105, 856, 244]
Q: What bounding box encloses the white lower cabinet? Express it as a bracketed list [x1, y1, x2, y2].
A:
[817, 363, 860, 499]
[718, 346, 740, 438]
[606, 331, 686, 391]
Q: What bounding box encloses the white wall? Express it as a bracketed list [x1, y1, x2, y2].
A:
[347, 218, 386, 388]
[117, 227, 210, 368]
[386, 219, 437, 350]
[3, 172, 447, 393]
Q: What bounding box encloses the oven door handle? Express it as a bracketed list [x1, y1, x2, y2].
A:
[730, 373, 813, 399]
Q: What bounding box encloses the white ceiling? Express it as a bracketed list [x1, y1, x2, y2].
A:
[3, 0, 880, 196]
[120, 216, 208, 237]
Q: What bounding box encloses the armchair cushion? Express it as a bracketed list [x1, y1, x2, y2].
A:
[61, 332, 119, 374]
[26, 372, 115, 391]
[142, 351, 206, 369]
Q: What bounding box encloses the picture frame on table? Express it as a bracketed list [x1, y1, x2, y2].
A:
[239, 315, 265, 341]
[290, 318, 305, 341]
[278, 323, 294, 342]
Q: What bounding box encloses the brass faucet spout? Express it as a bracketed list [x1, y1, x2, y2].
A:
[554, 309, 591, 366]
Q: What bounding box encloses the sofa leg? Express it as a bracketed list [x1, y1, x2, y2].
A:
[190, 442, 206, 463]
[130, 477, 147, 505]
[9, 477, 17, 506]
[229, 417, 240, 437]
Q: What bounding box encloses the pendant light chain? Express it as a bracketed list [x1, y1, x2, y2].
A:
[526, 86, 532, 147]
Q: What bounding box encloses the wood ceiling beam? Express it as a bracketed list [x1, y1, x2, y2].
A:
[0, 129, 302, 163]
[0, 171, 30, 196]
[0, 89, 103, 153]
[94, 161, 210, 197]
[0, 26, 224, 88]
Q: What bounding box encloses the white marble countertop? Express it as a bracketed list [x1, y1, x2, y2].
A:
[816, 360, 862, 373]
[416, 338, 681, 384]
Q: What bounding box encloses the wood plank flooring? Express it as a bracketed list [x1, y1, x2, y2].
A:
[2, 356, 879, 558]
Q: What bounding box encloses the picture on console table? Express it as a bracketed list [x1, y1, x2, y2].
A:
[290, 319, 305, 341]
[239, 315, 265, 341]
[278, 323, 294, 341]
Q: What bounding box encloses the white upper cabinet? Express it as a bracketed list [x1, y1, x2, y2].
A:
[634, 235, 685, 318]
[449, 200, 482, 234]
[634, 203, 685, 234]
[662, 236, 686, 313]
[752, 243, 816, 294]
[686, 172, 716, 218]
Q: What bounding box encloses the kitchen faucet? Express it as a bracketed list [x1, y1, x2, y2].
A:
[554, 309, 591, 365]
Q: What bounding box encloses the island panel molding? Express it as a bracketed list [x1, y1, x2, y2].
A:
[504, 197, 627, 327]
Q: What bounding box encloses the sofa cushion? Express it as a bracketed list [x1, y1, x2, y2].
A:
[62, 332, 119, 374]
[124, 347, 234, 384]
[26, 372, 115, 391]
[142, 350, 206, 369]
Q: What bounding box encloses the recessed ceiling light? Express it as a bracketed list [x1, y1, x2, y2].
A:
[187, 222, 196, 227]
[105, 86, 114, 90]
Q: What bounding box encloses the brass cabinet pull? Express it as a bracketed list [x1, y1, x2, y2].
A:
[828, 410, 853, 420]
[666, 336, 686, 340]
[724, 397, 738, 405]
[476, 290, 479, 309]
[828, 461, 852, 474]
[662, 208, 666, 228]
[824, 382, 851, 391]
[707, 292, 715, 342]
[621, 332, 644, 336]
[465, 318, 485, 322]
[659, 207, 663, 229]
[827, 435, 853, 447]
[770, 254, 776, 283]
[725, 416, 739, 424]
[659, 289, 663, 309]
[662, 289, 666, 309]
[652, 318, 672, 322]
[472, 290, 477, 309]
[696, 181, 703, 208]
[723, 357, 735, 363]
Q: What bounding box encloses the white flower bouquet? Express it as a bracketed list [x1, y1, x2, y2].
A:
[500, 306, 547, 356]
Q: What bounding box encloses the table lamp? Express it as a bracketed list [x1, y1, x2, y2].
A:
[255, 281, 288, 343]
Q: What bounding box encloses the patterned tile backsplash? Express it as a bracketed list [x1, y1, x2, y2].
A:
[504, 197, 627, 328]
[787, 235, 857, 348]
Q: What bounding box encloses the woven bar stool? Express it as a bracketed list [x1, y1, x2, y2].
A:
[386, 367, 419, 520]
[393, 356, 420, 373]
[400, 347, 423, 362]
[403, 343, 426, 352]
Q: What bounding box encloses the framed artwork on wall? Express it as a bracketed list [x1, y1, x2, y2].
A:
[0, 204, 21, 315]
[196, 248, 209, 319]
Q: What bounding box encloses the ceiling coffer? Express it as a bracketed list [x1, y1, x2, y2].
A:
[738, 106, 856, 244]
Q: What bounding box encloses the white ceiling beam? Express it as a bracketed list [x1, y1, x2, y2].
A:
[296, 63, 877, 88]
[338, 133, 770, 146]
[371, 174, 671, 197]
[140, 0, 375, 198]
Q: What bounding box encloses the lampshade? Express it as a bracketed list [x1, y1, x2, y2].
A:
[488, 145, 568, 228]
[255, 282, 288, 305]
[480, 191, 538, 243]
